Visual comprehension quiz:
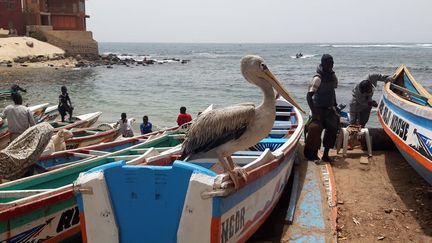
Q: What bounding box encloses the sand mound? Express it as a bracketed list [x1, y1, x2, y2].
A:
[0, 37, 65, 62]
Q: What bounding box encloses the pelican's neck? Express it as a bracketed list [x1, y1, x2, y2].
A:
[257, 82, 276, 113]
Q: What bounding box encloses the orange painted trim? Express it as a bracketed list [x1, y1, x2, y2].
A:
[80, 212, 88, 243]
[210, 217, 221, 243]
[378, 113, 432, 172]
[45, 225, 80, 243]
[237, 190, 283, 242]
[325, 163, 338, 233]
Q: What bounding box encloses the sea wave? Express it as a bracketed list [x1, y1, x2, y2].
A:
[191, 52, 239, 59]
[319, 44, 432, 49]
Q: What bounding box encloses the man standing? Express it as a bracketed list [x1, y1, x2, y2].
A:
[349, 74, 390, 127]
[177, 106, 192, 126]
[304, 54, 339, 162]
[58, 86, 74, 122]
[2, 93, 35, 141]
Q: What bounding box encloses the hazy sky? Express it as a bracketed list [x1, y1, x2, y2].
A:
[86, 0, 431, 43]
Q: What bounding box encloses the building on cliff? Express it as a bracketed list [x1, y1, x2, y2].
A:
[0, 0, 25, 35]
[0, 0, 98, 57]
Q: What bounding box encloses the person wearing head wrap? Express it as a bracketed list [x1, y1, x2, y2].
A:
[304, 54, 339, 162]
[349, 74, 390, 127]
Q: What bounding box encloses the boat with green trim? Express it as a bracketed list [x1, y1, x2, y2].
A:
[0, 132, 184, 242]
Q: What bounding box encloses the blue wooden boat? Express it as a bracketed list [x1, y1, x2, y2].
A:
[0, 132, 185, 242]
[377, 65, 432, 184]
[75, 97, 303, 242]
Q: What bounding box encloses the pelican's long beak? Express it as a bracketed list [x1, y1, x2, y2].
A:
[263, 69, 305, 113]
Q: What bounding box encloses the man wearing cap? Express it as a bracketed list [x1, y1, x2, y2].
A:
[304, 54, 339, 162]
[349, 74, 390, 127]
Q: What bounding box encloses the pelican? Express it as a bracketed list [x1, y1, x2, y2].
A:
[181, 55, 304, 189]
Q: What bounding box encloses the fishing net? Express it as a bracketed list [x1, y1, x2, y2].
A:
[0, 122, 53, 180]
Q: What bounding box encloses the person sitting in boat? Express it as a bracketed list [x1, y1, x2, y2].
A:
[140, 115, 152, 135]
[349, 74, 391, 128]
[58, 86, 74, 122]
[115, 113, 135, 137]
[1, 93, 35, 142]
[177, 106, 192, 126]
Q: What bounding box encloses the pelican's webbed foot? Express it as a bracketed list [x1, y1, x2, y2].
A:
[218, 155, 249, 189]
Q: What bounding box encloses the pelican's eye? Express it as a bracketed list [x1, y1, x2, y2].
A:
[260, 63, 268, 71]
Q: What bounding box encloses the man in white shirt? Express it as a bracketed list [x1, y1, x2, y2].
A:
[1, 93, 35, 141]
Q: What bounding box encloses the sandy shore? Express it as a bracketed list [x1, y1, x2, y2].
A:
[0, 37, 77, 68]
[331, 149, 432, 242]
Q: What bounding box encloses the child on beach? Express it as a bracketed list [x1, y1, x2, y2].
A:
[177, 106, 192, 126]
[115, 113, 135, 137]
[140, 115, 152, 134]
[58, 86, 74, 122]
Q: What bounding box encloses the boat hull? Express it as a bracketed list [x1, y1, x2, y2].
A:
[377, 65, 432, 185]
[75, 98, 303, 243]
[65, 128, 121, 150]
[378, 94, 432, 184]
[0, 134, 184, 242]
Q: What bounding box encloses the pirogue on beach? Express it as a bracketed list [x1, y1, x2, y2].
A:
[74, 55, 304, 243]
[377, 64, 432, 185]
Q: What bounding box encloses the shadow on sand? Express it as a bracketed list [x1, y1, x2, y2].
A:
[385, 152, 432, 236]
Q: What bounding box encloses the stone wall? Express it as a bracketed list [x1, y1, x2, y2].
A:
[28, 25, 99, 58]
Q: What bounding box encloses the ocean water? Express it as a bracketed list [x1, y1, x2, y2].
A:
[1, 43, 432, 131]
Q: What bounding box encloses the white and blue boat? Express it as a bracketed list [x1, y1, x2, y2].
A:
[377, 65, 432, 184]
[75, 97, 303, 243]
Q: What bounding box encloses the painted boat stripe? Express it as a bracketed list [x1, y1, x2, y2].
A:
[378, 112, 432, 172]
[0, 188, 74, 221]
[384, 94, 432, 130]
[218, 152, 295, 214]
[45, 225, 80, 243]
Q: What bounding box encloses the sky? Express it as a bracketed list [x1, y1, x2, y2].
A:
[86, 0, 432, 43]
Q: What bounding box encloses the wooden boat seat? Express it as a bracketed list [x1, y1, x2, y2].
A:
[251, 138, 287, 151]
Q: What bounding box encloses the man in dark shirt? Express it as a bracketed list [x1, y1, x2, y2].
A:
[58, 86, 74, 122]
[304, 54, 339, 162]
[140, 115, 153, 134]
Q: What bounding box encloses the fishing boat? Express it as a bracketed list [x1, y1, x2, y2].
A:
[75, 97, 303, 242]
[0, 132, 185, 242]
[37, 105, 59, 123]
[64, 125, 121, 150]
[0, 90, 13, 99]
[50, 111, 102, 131]
[377, 64, 432, 185]
[0, 111, 102, 149]
[34, 125, 186, 173]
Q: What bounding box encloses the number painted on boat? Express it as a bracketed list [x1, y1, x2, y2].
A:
[221, 207, 245, 243]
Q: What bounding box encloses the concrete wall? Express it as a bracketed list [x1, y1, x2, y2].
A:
[30, 25, 98, 57]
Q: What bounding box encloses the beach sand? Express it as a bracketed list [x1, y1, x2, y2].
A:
[331, 149, 432, 242]
[0, 37, 77, 68]
[248, 146, 431, 242]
